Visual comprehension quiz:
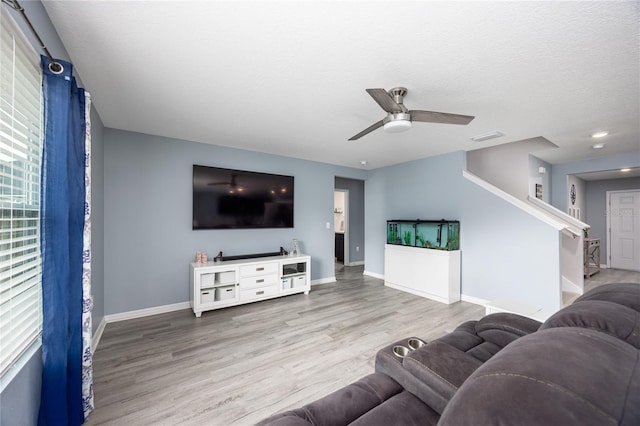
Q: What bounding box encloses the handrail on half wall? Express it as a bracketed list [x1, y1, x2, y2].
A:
[527, 195, 589, 235]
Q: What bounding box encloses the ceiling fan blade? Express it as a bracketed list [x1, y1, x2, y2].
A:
[348, 120, 384, 141]
[366, 89, 403, 113]
[410, 110, 475, 125]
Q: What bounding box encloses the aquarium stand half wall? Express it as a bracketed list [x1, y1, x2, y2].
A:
[384, 244, 461, 304]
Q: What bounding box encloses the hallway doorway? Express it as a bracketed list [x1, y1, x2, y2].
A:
[334, 177, 365, 281]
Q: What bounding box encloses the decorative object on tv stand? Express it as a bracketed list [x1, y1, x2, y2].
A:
[290, 239, 299, 256]
[195, 252, 208, 263]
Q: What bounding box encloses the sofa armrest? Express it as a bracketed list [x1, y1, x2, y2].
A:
[475, 313, 541, 348]
[403, 341, 483, 401]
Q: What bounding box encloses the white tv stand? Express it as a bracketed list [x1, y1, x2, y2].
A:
[189, 253, 311, 317]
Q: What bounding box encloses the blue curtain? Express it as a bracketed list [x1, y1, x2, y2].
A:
[38, 56, 88, 426]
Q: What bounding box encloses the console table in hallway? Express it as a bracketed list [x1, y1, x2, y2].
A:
[584, 238, 600, 278]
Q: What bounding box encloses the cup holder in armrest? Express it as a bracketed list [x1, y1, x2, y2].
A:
[393, 345, 410, 358]
[408, 338, 425, 350]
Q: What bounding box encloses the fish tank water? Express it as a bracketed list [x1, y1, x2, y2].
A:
[387, 219, 460, 250]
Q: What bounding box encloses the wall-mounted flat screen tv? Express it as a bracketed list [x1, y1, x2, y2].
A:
[193, 165, 294, 229]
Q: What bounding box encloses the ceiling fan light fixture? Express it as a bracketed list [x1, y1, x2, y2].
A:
[383, 112, 412, 133]
[384, 119, 412, 133]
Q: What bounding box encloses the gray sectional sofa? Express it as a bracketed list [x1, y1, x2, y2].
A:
[256, 282, 640, 425]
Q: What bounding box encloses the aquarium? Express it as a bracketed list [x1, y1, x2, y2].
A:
[386, 219, 460, 250]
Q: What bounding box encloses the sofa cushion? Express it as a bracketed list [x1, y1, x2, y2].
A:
[350, 390, 440, 426]
[475, 312, 541, 348]
[439, 327, 640, 426]
[541, 300, 640, 348]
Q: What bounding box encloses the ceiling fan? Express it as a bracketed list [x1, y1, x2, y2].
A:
[348, 87, 475, 141]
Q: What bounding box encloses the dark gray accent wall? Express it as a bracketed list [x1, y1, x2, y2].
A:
[585, 177, 640, 261]
[103, 129, 366, 315]
[335, 177, 365, 264]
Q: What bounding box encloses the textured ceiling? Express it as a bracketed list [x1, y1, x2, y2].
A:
[42, 1, 639, 169]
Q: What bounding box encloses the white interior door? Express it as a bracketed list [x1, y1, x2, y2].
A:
[608, 190, 640, 271]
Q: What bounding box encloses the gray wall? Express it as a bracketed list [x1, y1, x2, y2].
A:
[466, 137, 557, 200]
[567, 174, 587, 219]
[586, 177, 640, 261]
[335, 177, 365, 264]
[103, 129, 366, 315]
[365, 151, 563, 311]
[551, 152, 640, 212]
[0, 348, 41, 426]
[528, 155, 552, 203]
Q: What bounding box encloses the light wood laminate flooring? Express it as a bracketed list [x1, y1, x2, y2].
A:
[87, 268, 484, 425]
[563, 267, 640, 305]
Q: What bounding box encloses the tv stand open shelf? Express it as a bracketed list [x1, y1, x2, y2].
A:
[189, 253, 311, 317]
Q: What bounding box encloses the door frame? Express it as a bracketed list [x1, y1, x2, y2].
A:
[334, 189, 349, 266]
[606, 189, 640, 270]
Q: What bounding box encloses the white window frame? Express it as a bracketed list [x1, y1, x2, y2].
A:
[0, 5, 43, 387]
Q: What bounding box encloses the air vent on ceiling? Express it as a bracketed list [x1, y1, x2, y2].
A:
[470, 131, 505, 142]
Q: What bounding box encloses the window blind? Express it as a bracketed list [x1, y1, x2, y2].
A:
[0, 7, 43, 377]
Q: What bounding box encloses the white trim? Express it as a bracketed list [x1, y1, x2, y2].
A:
[527, 195, 589, 232]
[91, 318, 107, 354]
[607, 189, 640, 270]
[460, 294, 490, 306]
[311, 277, 336, 286]
[363, 270, 384, 280]
[561, 276, 583, 295]
[385, 281, 459, 304]
[347, 261, 365, 266]
[104, 302, 191, 323]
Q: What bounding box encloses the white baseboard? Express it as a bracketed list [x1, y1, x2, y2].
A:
[104, 301, 191, 324]
[92, 317, 107, 354]
[347, 261, 365, 266]
[311, 277, 336, 286]
[460, 294, 490, 306]
[562, 276, 583, 294]
[363, 270, 384, 280]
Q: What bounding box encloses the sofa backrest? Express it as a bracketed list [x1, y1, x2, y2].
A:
[438, 327, 640, 426]
[540, 282, 640, 348]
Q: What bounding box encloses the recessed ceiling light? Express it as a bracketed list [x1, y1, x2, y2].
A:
[620, 168, 631, 172]
[591, 143, 605, 149]
[360, 160, 368, 166]
[470, 131, 505, 142]
[591, 131, 609, 138]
